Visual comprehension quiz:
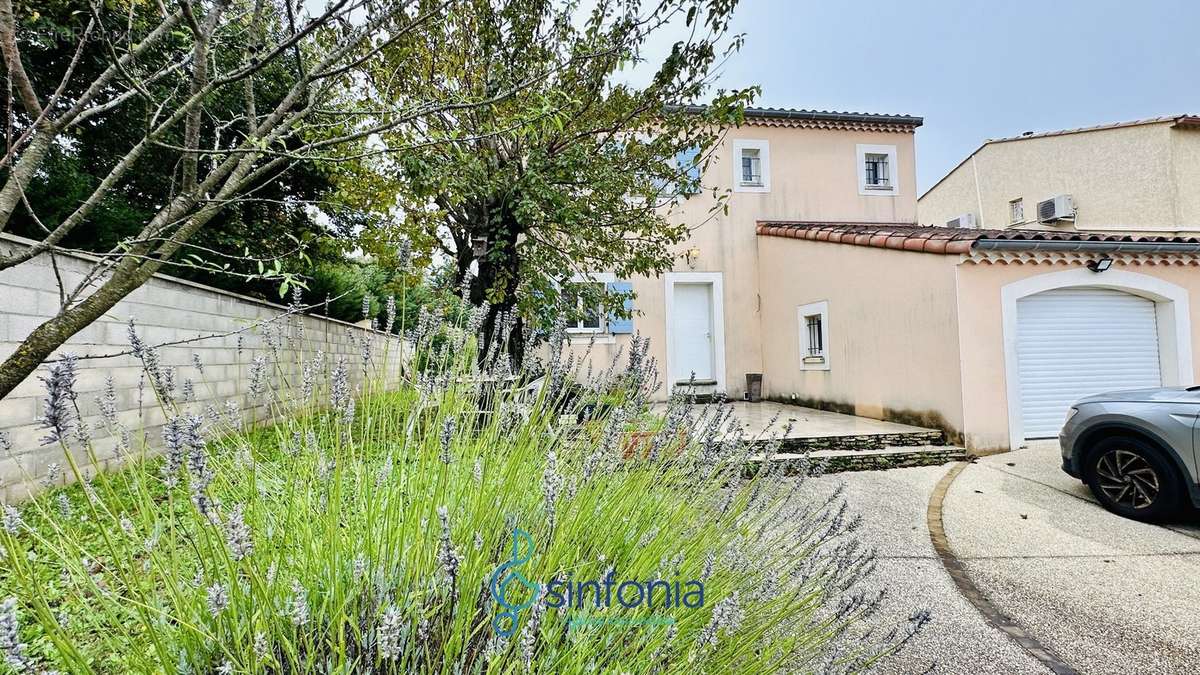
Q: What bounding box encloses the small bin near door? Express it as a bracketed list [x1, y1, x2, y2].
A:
[745, 373, 763, 402]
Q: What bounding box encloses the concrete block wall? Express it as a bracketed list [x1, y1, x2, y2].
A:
[0, 234, 405, 502]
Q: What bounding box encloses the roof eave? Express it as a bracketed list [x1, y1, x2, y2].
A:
[974, 239, 1200, 254]
[669, 104, 923, 128]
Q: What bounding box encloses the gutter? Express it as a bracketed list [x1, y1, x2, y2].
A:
[974, 238, 1200, 254]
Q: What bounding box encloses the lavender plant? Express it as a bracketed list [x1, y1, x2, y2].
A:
[0, 289, 925, 674]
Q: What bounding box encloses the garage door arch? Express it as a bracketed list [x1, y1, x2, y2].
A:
[1001, 268, 1193, 445]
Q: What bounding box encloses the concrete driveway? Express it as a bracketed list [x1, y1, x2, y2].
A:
[802, 442, 1200, 674]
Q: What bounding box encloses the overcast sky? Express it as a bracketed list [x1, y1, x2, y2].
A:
[694, 0, 1200, 193]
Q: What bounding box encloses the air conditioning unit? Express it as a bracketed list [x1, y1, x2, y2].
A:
[1037, 195, 1075, 223]
[946, 213, 976, 229]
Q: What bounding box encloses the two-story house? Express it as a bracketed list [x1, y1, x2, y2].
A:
[565, 106, 922, 399]
[570, 109, 1200, 457]
[918, 114, 1200, 234]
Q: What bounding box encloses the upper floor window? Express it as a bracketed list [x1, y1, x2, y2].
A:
[732, 139, 770, 193]
[856, 144, 898, 196]
[1009, 198, 1024, 225]
[864, 153, 890, 189]
[741, 149, 762, 186]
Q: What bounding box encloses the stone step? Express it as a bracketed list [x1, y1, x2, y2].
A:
[748, 428, 947, 453]
[747, 445, 967, 475]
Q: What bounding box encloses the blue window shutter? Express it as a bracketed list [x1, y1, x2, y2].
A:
[606, 280, 634, 334]
[675, 146, 701, 195]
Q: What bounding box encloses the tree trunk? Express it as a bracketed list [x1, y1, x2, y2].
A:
[0, 180, 229, 400]
[0, 128, 54, 233]
[0, 268, 144, 400]
[471, 198, 524, 368]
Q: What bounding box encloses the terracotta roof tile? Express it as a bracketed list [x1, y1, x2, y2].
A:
[755, 221, 1200, 255]
[671, 105, 923, 129]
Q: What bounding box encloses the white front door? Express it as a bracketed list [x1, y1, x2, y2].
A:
[672, 283, 714, 383]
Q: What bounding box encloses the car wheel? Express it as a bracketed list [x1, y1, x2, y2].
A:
[1084, 436, 1181, 521]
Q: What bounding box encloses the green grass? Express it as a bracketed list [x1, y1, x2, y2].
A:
[0, 323, 911, 673]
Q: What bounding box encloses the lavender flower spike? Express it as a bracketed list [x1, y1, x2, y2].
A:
[288, 580, 309, 626]
[330, 357, 350, 414]
[161, 417, 186, 487]
[225, 504, 254, 561]
[377, 606, 405, 659]
[97, 375, 118, 425]
[206, 583, 229, 618]
[37, 353, 79, 446]
[439, 418, 455, 464]
[697, 592, 744, 649]
[384, 295, 397, 334]
[2, 505, 22, 535]
[1, 597, 33, 672]
[247, 356, 268, 401]
[436, 505, 461, 589]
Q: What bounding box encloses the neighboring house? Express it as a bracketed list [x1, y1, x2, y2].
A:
[564, 106, 923, 400]
[918, 115, 1200, 235]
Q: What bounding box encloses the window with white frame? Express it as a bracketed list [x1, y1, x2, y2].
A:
[805, 314, 823, 356]
[740, 149, 761, 185]
[732, 139, 770, 192]
[797, 301, 830, 371]
[863, 153, 890, 189]
[856, 144, 898, 196]
[564, 281, 605, 333]
[1009, 198, 1024, 225]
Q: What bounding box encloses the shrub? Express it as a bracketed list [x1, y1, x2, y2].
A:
[0, 305, 925, 673]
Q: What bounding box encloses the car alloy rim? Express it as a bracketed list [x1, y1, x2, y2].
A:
[1094, 449, 1160, 510]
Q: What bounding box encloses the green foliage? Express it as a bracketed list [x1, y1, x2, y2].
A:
[8, 1, 351, 302]
[0, 296, 916, 673]
[354, 0, 759, 335]
[305, 258, 461, 333]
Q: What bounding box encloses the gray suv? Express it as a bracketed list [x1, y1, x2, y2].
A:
[1060, 386, 1200, 520]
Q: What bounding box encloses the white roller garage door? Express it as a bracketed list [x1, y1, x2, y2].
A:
[1016, 287, 1162, 439]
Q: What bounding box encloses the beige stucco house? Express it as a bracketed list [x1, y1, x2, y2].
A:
[564, 106, 923, 398]
[918, 115, 1200, 235]
[755, 223, 1200, 453]
[568, 109, 1200, 455]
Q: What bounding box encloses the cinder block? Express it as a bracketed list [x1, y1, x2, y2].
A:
[36, 290, 66, 316]
[0, 454, 21, 488]
[1, 286, 39, 316]
[0, 397, 36, 428]
[104, 320, 135, 346]
[6, 315, 43, 342]
[3, 479, 35, 504]
[143, 325, 178, 347]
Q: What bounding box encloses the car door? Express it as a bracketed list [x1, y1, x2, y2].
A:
[1191, 390, 1200, 485]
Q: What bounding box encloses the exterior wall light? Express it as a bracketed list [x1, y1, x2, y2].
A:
[1086, 257, 1113, 273]
[684, 247, 701, 269]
